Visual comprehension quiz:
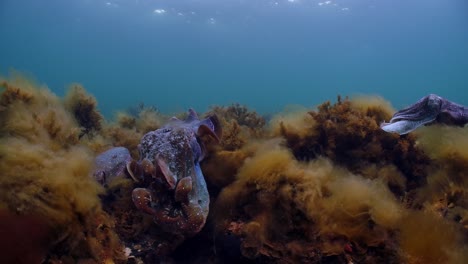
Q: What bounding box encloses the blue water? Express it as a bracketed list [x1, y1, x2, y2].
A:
[1, 0, 467, 118]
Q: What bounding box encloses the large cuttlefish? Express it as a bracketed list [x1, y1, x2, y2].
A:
[381, 94, 468, 135]
[129, 109, 221, 235]
[93, 109, 221, 254]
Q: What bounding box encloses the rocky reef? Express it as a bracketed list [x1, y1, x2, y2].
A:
[0, 75, 467, 264]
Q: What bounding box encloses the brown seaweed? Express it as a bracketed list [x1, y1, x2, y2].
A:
[2, 74, 468, 263]
[278, 96, 431, 193]
[215, 140, 403, 263]
[0, 75, 125, 263]
[63, 84, 103, 138]
[207, 103, 266, 150]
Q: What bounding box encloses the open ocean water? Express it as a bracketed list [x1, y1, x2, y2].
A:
[1, 0, 467, 118]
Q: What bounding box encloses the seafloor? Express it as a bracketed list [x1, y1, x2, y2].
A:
[1, 75, 467, 264]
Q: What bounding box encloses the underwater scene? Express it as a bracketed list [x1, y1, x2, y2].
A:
[1, 0, 468, 263]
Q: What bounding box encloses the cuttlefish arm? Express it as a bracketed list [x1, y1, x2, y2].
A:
[381, 94, 468, 135]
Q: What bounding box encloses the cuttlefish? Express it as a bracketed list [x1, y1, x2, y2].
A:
[381, 94, 468, 135]
[92, 109, 221, 254]
[128, 109, 221, 238]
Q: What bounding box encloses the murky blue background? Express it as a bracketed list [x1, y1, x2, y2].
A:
[1, 0, 467, 117]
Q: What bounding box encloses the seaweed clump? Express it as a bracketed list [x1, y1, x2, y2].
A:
[202, 104, 266, 191]
[399, 125, 468, 263]
[215, 140, 403, 263]
[277, 96, 431, 192]
[207, 103, 266, 150]
[63, 84, 103, 138]
[0, 76, 125, 263]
